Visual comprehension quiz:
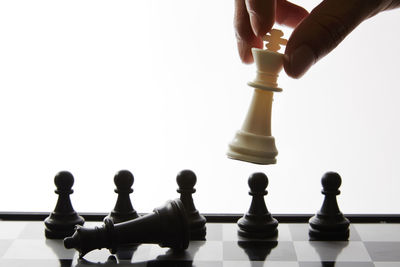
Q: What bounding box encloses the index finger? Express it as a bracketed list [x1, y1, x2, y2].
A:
[234, 0, 265, 63]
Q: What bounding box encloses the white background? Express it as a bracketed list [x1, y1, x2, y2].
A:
[0, 0, 399, 214]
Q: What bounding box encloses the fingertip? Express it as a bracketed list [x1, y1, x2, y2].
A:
[237, 41, 254, 64]
[284, 45, 316, 78]
[244, 0, 275, 37]
[282, 0, 379, 78]
[242, 52, 255, 64]
[284, 56, 302, 78]
[237, 36, 264, 64]
[249, 14, 274, 37]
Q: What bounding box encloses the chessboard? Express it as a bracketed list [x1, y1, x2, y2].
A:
[1, 216, 400, 266]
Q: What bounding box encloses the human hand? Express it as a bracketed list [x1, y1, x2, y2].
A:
[234, 0, 400, 78]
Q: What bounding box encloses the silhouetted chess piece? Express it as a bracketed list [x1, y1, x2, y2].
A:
[104, 170, 139, 224]
[309, 172, 350, 240]
[237, 173, 278, 238]
[44, 171, 85, 239]
[176, 170, 206, 240]
[64, 199, 189, 258]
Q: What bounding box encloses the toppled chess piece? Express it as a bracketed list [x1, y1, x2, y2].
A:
[227, 29, 287, 165]
[104, 170, 139, 224]
[64, 199, 189, 258]
[309, 172, 350, 240]
[237, 173, 278, 238]
[44, 171, 85, 239]
[176, 170, 206, 240]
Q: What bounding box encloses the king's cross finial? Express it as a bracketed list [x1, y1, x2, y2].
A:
[263, 29, 287, 52]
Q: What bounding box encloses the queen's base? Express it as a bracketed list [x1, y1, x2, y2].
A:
[227, 130, 277, 165]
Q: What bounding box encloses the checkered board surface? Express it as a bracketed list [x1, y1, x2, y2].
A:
[0, 220, 400, 266]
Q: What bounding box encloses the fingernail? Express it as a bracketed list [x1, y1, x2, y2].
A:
[287, 45, 315, 78]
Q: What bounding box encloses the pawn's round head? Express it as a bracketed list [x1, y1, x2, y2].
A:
[54, 171, 74, 190]
[176, 169, 197, 189]
[114, 170, 134, 189]
[321, 172, 342, 191]
[248, 172, 268, 192]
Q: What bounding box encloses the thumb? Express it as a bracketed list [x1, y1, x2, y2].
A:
[284, 0, 388, 78]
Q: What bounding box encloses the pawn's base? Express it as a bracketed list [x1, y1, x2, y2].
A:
[308, 214, 350, 241]
[227, 130, 277, 165]
[237, 214, 278, 238]
[44, 213, 85, 239]
[45, 228, 76, 239]
[309, 227, 349, 241]
[237, 227, 278, 239]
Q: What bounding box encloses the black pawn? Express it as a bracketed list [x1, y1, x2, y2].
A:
[237, 173, 278, 238]
[44, 171, 85, 239]
[309, 172, 350, 240]
[104, 170, 139, 224]
[177, 170, 206, 240]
